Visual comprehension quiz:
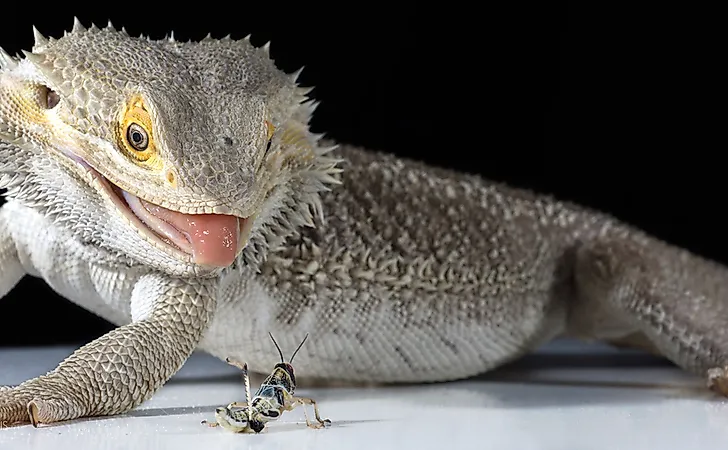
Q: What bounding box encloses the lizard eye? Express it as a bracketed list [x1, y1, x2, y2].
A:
[126, 123, 149, 151]
[116, 94, 159, 166]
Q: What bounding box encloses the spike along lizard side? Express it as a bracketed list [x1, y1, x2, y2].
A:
[2, 22, 728, 427]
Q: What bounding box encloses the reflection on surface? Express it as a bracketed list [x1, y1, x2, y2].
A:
[0, 340, 726, 450]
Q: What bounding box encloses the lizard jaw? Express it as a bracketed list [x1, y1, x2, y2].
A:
[116, 185, 254, 268]
[86, 162, 254, 268]
[45, 138, 255, 268]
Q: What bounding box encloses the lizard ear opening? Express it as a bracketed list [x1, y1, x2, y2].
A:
[41, 86, 60, 109]
[32, 84, 60, 110]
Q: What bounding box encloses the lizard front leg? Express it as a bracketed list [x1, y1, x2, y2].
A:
[572, 238, 728, 394]
[0, 273, 216, 426]
[0, 213, 24, 427]
[0, 206, 26, 298]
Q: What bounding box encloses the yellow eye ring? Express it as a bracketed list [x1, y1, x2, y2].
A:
[116, 94, 158, 165]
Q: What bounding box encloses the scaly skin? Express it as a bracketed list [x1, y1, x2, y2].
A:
[2, 21, 728, 427]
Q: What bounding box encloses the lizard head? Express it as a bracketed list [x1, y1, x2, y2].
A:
[0, 21, 340, 276]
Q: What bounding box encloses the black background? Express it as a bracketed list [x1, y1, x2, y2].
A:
[0, 4, 722, 346]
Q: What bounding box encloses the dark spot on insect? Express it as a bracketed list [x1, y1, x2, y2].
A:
[262, 410, 280, 418]
[223, 136, 233, 146]
[265, 139, 272, 155]
[250, 419, 265, 433]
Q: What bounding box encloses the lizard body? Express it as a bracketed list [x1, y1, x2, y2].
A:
[2, 22, 728, 427]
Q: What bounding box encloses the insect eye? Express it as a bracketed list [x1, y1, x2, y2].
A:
[126, 123, 149, 151]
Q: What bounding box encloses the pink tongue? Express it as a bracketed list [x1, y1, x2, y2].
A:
[137, 198, 240, 267]
[170, 213, 240, 267]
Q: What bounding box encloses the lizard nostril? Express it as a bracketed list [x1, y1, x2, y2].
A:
[165, 169, 177, 188]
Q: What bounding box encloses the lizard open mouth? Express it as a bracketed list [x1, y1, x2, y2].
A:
[100, 173, 252, 268]
[57, 147, 253, 268]
[116, 185, 253, 267]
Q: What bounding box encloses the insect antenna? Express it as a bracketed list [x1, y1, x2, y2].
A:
[242, 362, 252, 423]
[268, 332, 285, 363]
[289, 333, 310, 363]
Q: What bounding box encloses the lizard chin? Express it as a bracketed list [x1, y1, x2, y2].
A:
[89, 165, 253, 268]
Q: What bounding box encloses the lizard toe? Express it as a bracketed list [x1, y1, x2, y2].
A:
[0, 378, 87, 427]
[26, 398, 67, 428]
[0, 386, 33, 426]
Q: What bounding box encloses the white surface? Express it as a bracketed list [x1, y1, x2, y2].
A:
[1, 340, 727, 449]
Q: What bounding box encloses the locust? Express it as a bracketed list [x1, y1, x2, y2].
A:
[202, 333, 331, 433]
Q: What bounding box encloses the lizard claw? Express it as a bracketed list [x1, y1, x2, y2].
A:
[27, 400, 44, 428]
[0, 386, 33, 426]
[0, 379, 84, 427]
[27, 401, 39, 428]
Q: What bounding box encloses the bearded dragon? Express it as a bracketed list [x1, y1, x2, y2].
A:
[1, 20, 728, 428]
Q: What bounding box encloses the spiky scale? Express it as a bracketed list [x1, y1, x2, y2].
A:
[21, 50, 44, 65]
[290, 66, 305, 83]
[32, 26, 49, 49]
[296, 86, 315, 97]
[72, 17, 85, 33]
[305, 100, 322, 115]
[0, 47, 18, 69]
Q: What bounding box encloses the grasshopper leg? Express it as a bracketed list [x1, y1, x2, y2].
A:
[291, 397, 331, 429]
[224, 357, 247, 371]
[201, 420, 219, 428]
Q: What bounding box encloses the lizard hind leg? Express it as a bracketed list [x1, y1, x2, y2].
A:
[572, 237, 728, 395]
